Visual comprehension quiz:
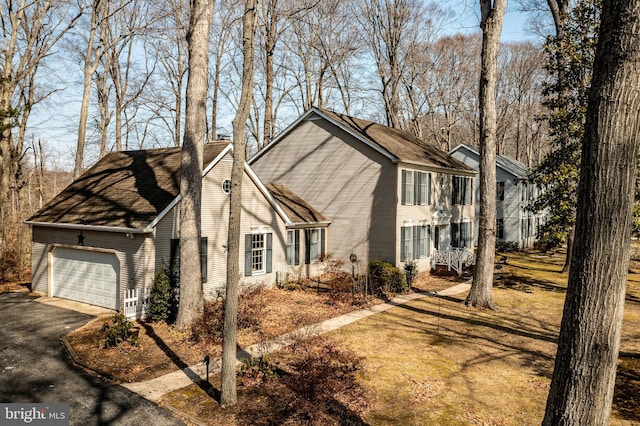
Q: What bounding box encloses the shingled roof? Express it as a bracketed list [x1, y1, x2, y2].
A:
[27, 142, 230, 231]
[319, 109, 473, 172]
[265, 183, 329, 225]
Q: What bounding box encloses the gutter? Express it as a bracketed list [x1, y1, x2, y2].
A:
[25, 221, 150, 234]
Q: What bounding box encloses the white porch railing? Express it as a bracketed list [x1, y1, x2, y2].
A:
[124, 288, 150, 319]
[431, 247, 476, 276]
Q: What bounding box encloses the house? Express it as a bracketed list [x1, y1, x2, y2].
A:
[449, 143, 544, 248]
[249, 107, 477, 274]
[26, 142, 329, 315]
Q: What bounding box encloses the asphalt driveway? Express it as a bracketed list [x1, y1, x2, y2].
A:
[0, 292, 184, 426]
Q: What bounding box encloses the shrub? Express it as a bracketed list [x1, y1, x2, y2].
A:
[279, 336, 369, 423]
[190, 300, 224, 344]
[190, 285, 267, 344]
[147, 264, 178, 322]
[369, 260, 407, 296]
[239, 354, 278, 386]
[101, 313, 138, 348]
[403, 260, 419, 286]
[496, 241, 519, 252]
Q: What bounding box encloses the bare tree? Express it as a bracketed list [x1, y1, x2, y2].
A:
[221, 0, 258, 408]
[1, 0, 80, 267]
[359, 0, 431, 128]
[74, 0, 109, 178]
[465, 0, 506, 310]
[543, 0, 640, 422]
[208, 0, 238, 143]
[175, 0, 214, 330]
[147, 0, 190, 147]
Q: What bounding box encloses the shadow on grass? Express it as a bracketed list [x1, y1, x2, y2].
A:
[140, 322, 221, 402]
[494, 272, 567, 294]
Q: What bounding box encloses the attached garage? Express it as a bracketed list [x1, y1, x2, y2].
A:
[50, 247, 120, 310]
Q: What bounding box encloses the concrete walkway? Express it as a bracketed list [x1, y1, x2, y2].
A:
[123, 281, 472, 402]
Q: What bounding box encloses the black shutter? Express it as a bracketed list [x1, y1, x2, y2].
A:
[320, 228, 326, 257]
[400, 227, 407, 261]
[305, 229, 311, 264]
[201, 237, 208, 283]
[401, 170, 407, 205]
[428, 173, 432, 205]
[266, 233, 273, 273]
[452, 177, 458, 205]
[451, 223, 459, 247]
[294, 230, 300, 265]
[170, 239, 179, 276]
[413, 226, 419, 260]
[245, 234, 252, 276]
[415, 172, 420, 205]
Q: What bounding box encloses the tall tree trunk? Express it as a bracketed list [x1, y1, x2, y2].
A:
[175, 0, 214, 331]
[466, 0, 505, 309]
[220, 0, 257, 408]
[75, 0, 105, 179]
[561, 226, 573, 273]
[543, 1, 640, 423]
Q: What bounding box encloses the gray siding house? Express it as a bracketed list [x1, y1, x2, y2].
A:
[250, 107, 477, 274]
[449, 143, 544, 248]
[27, 142, 328, 315]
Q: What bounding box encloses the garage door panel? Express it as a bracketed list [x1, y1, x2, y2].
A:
[51, 248, 119, 310]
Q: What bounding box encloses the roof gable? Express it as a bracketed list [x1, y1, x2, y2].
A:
[449, 144, 529, 179]
[28, 142, 230, 230]
[250, 107, 474, 173]
[264, 183, 329, 225]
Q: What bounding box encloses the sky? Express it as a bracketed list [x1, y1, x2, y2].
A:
[30, 2, 546, 172]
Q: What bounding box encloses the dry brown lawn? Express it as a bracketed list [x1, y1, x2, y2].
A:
[331, 249, 640, 425]
[66, 250, 640, 425]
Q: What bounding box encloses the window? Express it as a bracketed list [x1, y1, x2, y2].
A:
[496, 181, 505, 201]
[286, 230, 300, 266]
[521, 217, 533, 239]
[417, 224, 429, 258]
[170, 237, 208, 282]
[222, 179, 231, 194]
[496, 218, 505, 240]
[452, 176, 472, 205]
[451, 222, 472, 248]
[401, 226, 413, 262]
[416, 172, 431, 205]
[305, 228, 326, 264]
[402, 170, 414, 205]
[401, 224, 430, 261]
[244, 231, 272, 276]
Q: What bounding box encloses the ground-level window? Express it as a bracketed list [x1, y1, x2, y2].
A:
[305, 228, 326, 264]
[401, 225, 430, 261]
[451, 222, 472, 248]
[286, 229, 300, 266]
[170, 237, 208, 282]
[521, 217, 534, 239]
[496, 218, 505, 240]
[245, 231, 272, 276]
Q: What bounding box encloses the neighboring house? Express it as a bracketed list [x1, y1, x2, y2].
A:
[249, 107, 477, 274]
[26, 142, 329, 315]
[449, 143, 544, 248]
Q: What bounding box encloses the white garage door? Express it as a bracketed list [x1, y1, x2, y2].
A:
[51, 248, 119, 310]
